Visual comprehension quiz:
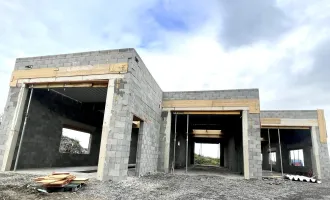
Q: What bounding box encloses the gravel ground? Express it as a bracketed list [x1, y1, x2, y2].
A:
[0, 172, 330, 200]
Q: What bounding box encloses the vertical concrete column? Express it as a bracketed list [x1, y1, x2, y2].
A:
[242, 110, 249, 179]
[163, 111, 171, 173]
[311, 126, 321, 179]
[1, 86, 28, 171]
[97, 79, 115, 181]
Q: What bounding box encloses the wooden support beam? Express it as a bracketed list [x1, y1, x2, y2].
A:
[261, 118, 318, 127]
[10, 63, 128, 87]
[261, 126, 310, 130]
[317, 109, 327, 143]
[163, 99, 260, 113]
[193, 135, 222, 138]
[31, 81, 108, 88]
[173, 111, 240, 115]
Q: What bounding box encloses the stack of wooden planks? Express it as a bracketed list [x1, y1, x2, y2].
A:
[34, 172, 89, 192]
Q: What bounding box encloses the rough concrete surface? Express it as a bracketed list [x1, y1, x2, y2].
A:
[1, 172, 330, 200]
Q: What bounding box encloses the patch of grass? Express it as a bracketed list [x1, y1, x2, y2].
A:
[194, 154, 220, 166]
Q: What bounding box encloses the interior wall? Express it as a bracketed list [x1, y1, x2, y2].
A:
[224, 134, 243, 174]
[13, 89, 104, 169]
[175, 132, 187, 168]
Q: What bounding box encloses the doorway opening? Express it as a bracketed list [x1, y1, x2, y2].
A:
[11, 85, 107, 177]
[170, 112, 244, 177]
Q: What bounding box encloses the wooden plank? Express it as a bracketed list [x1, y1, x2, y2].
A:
[163, 99, 260, 113]
[32, 82, 108, 88]
[173, 111, 240, 115]
[10, 63, 128, 87]
[317, 109, 327, 143]
[193, 135, 222, 138]
[261, 126, 310, 130]
[192, 129, 222, 135]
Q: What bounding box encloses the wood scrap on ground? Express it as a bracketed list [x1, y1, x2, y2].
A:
[33, 172, 89, 193]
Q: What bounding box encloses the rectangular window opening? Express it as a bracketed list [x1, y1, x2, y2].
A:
[289, 149, 305, 167]
[59, 127, 92, 154]
[269, 152, 276, 165]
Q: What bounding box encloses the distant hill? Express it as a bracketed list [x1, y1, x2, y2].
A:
[59, 135, 88, 154]
[194, 153, 220, 166]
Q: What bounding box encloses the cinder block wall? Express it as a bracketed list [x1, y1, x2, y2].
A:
[0, 88, 21, 168]
[14, 48, 135, 70]
[103, 49, 163, 181]
[261, 110, 330, 179]
[162, 89, 262, 178]
[158, 111, 169, 171]
[12, 89, 103, 169]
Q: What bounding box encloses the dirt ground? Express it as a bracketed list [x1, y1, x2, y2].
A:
[1, 172, 330, 200]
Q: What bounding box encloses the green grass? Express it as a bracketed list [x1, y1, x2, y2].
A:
[194, 153, 220, 166]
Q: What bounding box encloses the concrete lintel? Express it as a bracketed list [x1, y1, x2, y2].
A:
[242, 110, 249, 179]
[16, 74, 124, 86]
[261, 118, 318, 127]
[162, 106, 249, 112]
[311, 126, 322, 179]
[164, 111, 171, 173]
[97, 79, 116, 181]
[1, 86, 28, 171]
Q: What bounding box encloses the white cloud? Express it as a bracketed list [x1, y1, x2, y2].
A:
[0, 0, 330, 157]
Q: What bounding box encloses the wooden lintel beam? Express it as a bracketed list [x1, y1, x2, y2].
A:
[173, 111, 240, 115]
[193, 135, 222, 138]
[261, 126, 310, 130]
[10, 63, 128, 87]
[163, 99, 260, 114]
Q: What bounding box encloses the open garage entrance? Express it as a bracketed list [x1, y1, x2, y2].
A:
[169, 111, 244, 177]
[10, 84, 108, 177]
[261, 128, 315, 178]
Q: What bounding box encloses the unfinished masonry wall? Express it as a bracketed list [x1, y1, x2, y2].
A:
[0, 88, 22, 170]
[163, 89, 262, 178]
[13, 89, 103, 169]
[103, 50, 163, 181]
[261, 111, 330, 179]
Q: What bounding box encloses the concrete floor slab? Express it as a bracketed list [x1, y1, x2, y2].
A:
[15, 166, 98, 178]
[174, 165, 244, 179]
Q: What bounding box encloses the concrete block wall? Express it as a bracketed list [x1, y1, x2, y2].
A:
[0, 88, 21, 168]
[14, 48, 135, 70]
[163, 89, 259, 100]
[12, 89, 103, 169]
[163, 89, 262, 178]
[261, 110, 330, 179]
[260, 110, 318, 119]
[104, 50, 163, 181]
[248, 113, 262, 178]
[158, 111, 168, 171]
[314, 126, 330, 179]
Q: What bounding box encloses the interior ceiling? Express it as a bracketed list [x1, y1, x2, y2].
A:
[46, 87, 108, 103]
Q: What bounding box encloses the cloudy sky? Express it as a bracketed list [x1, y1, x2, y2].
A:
[1, 0, 330, 157]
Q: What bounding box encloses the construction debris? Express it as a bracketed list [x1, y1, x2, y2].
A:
[284, 174, 321, 183]
[33, 172, 89, 193]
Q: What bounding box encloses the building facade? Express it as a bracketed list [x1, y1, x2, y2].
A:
[0, 48, 329, 181]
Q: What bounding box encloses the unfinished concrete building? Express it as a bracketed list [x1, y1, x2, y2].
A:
[0, 48, 329, 181]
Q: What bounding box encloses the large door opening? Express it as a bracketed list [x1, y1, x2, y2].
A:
[261, 128, 314, 177]
[169, 112, 244, 177]
[11, 85, 108, 177]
